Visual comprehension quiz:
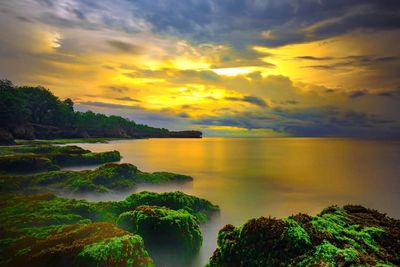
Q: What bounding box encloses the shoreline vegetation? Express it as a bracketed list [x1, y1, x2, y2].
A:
[0, 80, 399, 266]
[0, 80, 201, 145]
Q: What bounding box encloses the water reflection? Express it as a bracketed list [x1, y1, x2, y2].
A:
[69, 137, 400, 267]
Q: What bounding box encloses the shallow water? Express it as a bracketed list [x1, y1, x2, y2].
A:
[67, 137, 400, 266]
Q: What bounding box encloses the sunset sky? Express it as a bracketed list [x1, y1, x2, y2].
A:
[1, 0, 399, 137]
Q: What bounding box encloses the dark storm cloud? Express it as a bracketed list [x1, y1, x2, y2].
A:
[106, 86, 129, 93]
[115, 96, 141, 102]
[348, 91, 367, 99]
[79, 101, 142, 109]
[194, 106, 400, 138]
[296, 56, 334, 61]
[10, 0, 400, 48]
[225, 95, 268, 107]
[304, 55, 400, 70]
[119, 0, 400, 47]
[107, 40, 142, 53]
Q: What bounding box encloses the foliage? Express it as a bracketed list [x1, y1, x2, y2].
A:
[0, 79, 170, 138]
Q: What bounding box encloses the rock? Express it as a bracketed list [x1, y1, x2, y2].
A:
[0, 154, 59, 173]
[168, 130, 202, 138]
[3, 222, 154, 267]
[117, 205, 202, 255]
[208, 205, 400, 267]
[0, 192, 219, 266]
[0, 144, 121, 174]
[10, 124, 35, 139]
[0, 128, 15, 145]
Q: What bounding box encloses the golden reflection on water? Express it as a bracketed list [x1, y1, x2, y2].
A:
[74, 137, 400, 266]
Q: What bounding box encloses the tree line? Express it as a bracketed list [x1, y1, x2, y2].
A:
[0, 79, 169, 136]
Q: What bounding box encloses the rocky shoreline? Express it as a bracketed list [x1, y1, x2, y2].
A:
[0, 125, 202, 145]
[0, 142, 399, 266]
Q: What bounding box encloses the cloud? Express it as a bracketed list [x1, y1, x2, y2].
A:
[296, 56, 334, 61]
[304, 55, 400, 70]
[78, 101, 142, 110]
[115, 96, 141, 102]
[107, 86, 129, 93]
[194, 106, 400, 138]
[348, 91, 366, 99]
[107, 40, 142, 53]
[225, 95, 268, 107]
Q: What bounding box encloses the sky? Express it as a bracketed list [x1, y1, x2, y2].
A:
[0, 0, 399, 137]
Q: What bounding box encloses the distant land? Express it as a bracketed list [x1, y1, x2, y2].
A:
[0, 80, 201, 145]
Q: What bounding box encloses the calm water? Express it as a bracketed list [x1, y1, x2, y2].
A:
[68, 137, 400, 266]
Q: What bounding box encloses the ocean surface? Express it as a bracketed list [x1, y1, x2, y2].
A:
[66, 137, 400, 267]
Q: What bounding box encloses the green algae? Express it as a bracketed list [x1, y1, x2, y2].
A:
[311, 206, 385, 253]
[117, 205, 202, 255]
[15, 138, 126, 145]
[298, 240, 360, 266]
[283, 218, 312, 251]
[77, 234, 155, 267]
[0, 144, 120, 174]
[0, 163, 193, 193]
[208, 205, 399, 267]
[0, 191, 219, 266]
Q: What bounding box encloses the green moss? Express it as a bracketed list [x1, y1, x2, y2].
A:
[0, 191, 219, 265]
[0, 154, 59, 173]
[15, 138, 126, 145]
[0, 163, 194, 193]
[0, 144, 120, 174]
[117, 205, 202, 255]
[299, 240, 360, 266]
[283, 218, 312, 250]
[77, 234, 154, 267]
[311, 206, 385, 253]
[121, 191, 219, 222]
[208, 205, 398, 267]
[0, 144, 89, 156]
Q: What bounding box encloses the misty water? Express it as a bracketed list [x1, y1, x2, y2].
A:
[65, 137, 400, 267]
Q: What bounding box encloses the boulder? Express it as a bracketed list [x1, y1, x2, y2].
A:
[0, 128, 14, 145]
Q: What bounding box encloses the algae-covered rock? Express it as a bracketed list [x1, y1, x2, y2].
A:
[0, 163, 194, 193]
[117, 205, 202, 255]
[0, 154, 59, 173]
[0, 192, 219, 266]
[208, 205, 400, 267]
[0, 128, 15, 145]
[0, 144, 120, 174]
[2, 222, 154, 267]
[119, 191, 219, 222]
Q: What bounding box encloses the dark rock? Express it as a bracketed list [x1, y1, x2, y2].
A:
[0, 128, 15, 145]
[10, 124, 35, 140]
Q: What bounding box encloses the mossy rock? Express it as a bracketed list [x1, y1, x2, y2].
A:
[0, 192, 219, 266]
[120, 191, 219, 223]
[0, 144, 121, 174]
[0, 144, 89, 156]
[0, 154, 59, 173]
[2, 222, 154, 267]
[117, 205, 202, 255]
[0, 163, 194, 193]
[208, 205, 400, 267]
